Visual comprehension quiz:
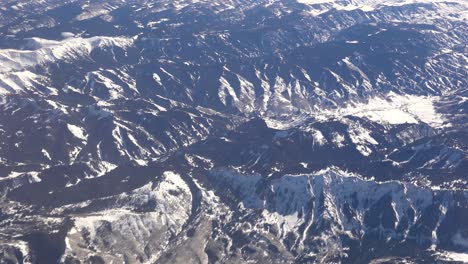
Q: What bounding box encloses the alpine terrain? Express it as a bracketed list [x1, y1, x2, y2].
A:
[0, 0, 467, 263]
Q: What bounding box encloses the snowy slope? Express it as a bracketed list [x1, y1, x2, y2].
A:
[0, 0, 466, 263]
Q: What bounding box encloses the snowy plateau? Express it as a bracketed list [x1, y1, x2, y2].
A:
[0, 0, 467, 263]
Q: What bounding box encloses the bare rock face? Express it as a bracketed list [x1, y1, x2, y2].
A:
[0, 0, 467, 263]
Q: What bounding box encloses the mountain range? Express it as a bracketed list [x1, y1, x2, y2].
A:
[0, 0, 467, 263]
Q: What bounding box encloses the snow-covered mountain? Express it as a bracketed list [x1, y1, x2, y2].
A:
[0, 0, 466, 263]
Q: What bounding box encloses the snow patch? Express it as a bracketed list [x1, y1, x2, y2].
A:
[42, 149, 51, 160]
[332, 132, 346, 148]
[339, 92, 446, 127]
[434, 250, 468, 262]
[348, 125, 378, 156]
[67, 124, 87, 141]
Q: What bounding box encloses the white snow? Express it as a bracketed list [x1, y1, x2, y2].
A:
[298, 0, 468, 17]
[42, 149, 51, 160]
[339, 92, 446, 127]
[312, 129, 327, 146]
[46, 100, 69, 114]
[75, 2, 118, 21]
[212, 166, 439, 251]
[93, 161, 118, 178]
[0, 36, 133, 72]
[355, 108, 418, 125]
[0, 70, 50, 95]
[86, 71, 125, 100]
[0, 36, 133, 95]
[4, 241, 31, 264]
[297, 0, 332, 4]
[348, 124, 378, 156]
[298, 0, 468, 24]
[1, 171, 24, 180]
[434, 250, 468, 262]
[67, 124, 87, 141]
[262, 210, 303, 236]
[153, 73, 162, 84]
[66, 171, 192, 262]
[61, 32, 75, 38]
[332, 132, 346, 148]
[0, 171, 41, 183]
[29, 172, 41, 183]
